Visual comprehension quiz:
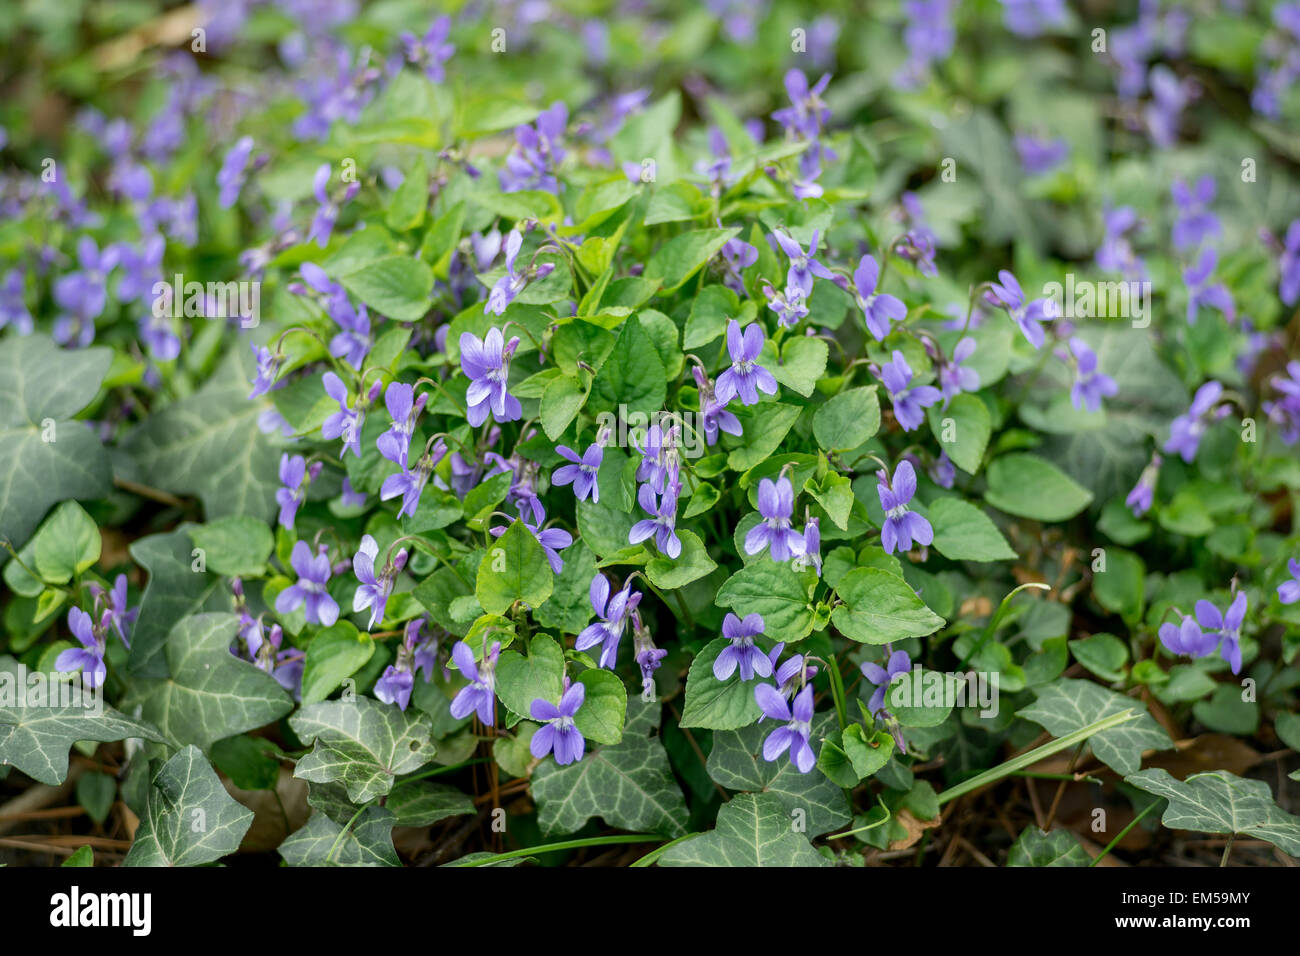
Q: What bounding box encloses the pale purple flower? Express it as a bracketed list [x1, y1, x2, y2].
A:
[450, 640, 501, 725]
[276, 453, 309, 530]
[755, 683, 815, 773]
[329, 298, 371, 370]
[553, 442, 603, 503]
[377, 382, 428, 466]
[762, 282, 809, 329]
[1279, 220, 1300, 306]
[321, 372, 364, 458]
[381, 440, 445, 519]
[1183, 248, 1234, 325]
[139, 313, 181, 362]
[500, 102, 568, 194]
[1278, 559, 1300, 605]
[55, 607, 108, 689]
[306, 163, 360, 248]
[100, 574, 138, 647]
[340, 477, 367, 508]
[628, 482, 682, 558]
[878, 460, 934, 555]
[276, 541, 339, 627]
[352, 534, 407, 630]
[693, 366, 742, 445]
[217, 136, 254, 209]
[1171, 177, 1220, 251]
[530, 679, 586, 765]
[0, 269, 33, 334]
[1096, 205, 1146, 280]
[1015, 134, 1068, 175]
[1163, 381, 1225, 463]
[795, 516, 822, 576]
[1146, 65, 1193, 148]
[1196, 592, 1247, 674]
[771, 228, 834, 297]
[631, 423, 681, 496]
[401, 16, 454, 83]
[744, 476, 806, 562]
[1002, 0, 1067, 36]
[851, 253, 907, 341]
[1126, 454, 1162, 517]
[575, 573, 643, 669]
[719, 233, 757, 295]
[880, 350, 941, 432]
[715, 319, 779, 406]
[248, 342, 283, 399]
[861, 648, 912, 714]
[485, 229, 552, 315]
[1068, 338, 1119, 412]
[461, 326, 522, 426]
[713, 612, 773, 682]
[490, 514, 572, 574]
[987, 269, 1055, 348]
[1159, 614, 1217, 660]
[928, 451, 956, 489]
[1263, 360, 1300, 444]
[772, 69, 831, 141]
[938, 337, 980, 403]
[374, 665, 415, 710]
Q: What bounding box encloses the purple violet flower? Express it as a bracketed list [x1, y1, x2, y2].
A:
[377, 382, 428, 466]
[217, 136, 254, 209]
[1126, 454, 1162, 517]
[1183, 248, 1234, 325]
[851, 253, 907, 341]
[880, 350, 942, 432]
[352, 534, 407, 630]
[1163, 381, 1226, 463]
[55, 607, 109, 688]
[450, 640, 501, 726]
[276, 541, 340, 627]
[1159, 614, 1217, 660]
[1171, 176, 1221, 251]
[714, 612, 773, 681]
[401, 16, 455, 83]
[306, 163, 360, 248]
[1196, 592, 1247, 674]
[553, 442, 603, 503]
[276, 453, 311, 530]
[986, 270, 1055, 349]
[771, 228, 834, 297]
[575, 573, 643, 669]
[628, 482, 682, 559]
[1068, 338, 1119, 412]
[693, 366, 742, 445]
[755, 683, 816, 773]
[530, 679, 586, 765]
[744, 476, 806, 562]
[861, 648, 913, 715]
[715, 319, 778, 406]
[878, 460, 934, 555]
[938, 337, 980, 403]
[321, 372, 365, 458]
[1278, 559, 1300, 605]
[461, 326, 522, 426]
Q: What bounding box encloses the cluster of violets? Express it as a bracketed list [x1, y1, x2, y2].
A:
[27, 6, 1300, 779]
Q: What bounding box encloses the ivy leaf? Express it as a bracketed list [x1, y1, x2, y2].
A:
[984, 453, 1094, 522]
[531, 698, 688, 837]
[645, 528, 717, 589]
[291, 698, 438, 804]
[1126, 769, 1300, 856]
[812, 386, 880, 452]
[126, 526, 227, 678]
[707, 713, 850, 836]
[0, 655, 165, 786]
[680, 638, 766, 730]
[831, 568, 945, 644]
[123, 746, 255, 867]
[0, 336, 112, 551]
[279, 807, 400, 866]
[121, 350, 280, 523]
[1007, 826, 1091, 866]
[659, 792, 830, 867]
[929, 498, 1016, 562]
[1017, 678, 1172, 775]
[387, 781, 475, 827]
[124, 613, 293, 751]
[928, 393, 991, 475]
[715, 562, 817, 644]
[587, 313, 667, 418]
[476, 520, 554, 615]
[187, 515, 274, 577]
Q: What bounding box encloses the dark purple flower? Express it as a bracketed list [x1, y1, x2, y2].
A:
[248, 342, 283, 399]
[878, 460, 933, 555]
[1171, 176, 1221, 251]
[352, 534, 407, 630]
[381, 439, 446, 519]
[276, 541, 340, 627]
[851, 254, 907, 341]
[401, 15, 454, 83]
[450, 640, 501, 725]
[461, 327, 522, 425]
[276, 453, 310, 530]
[553, 442, 603, 503]
[377, 382, 428, 466]
[55, 607, 108, 688]
[1163, 380, 1225, 463]
[938, 337, 980, 403]
[1068, 338, 1119, 412]
[880, 350, 942, 432]
[218, 136, 254, 209]
[1196, 592, 1247, 674]
[986, 270, 1055, 348]
[744, 476, 806, 562]
[575, 573, 643, 669]
[861, 648, 912, 714]
[715, 319, 779, 406]
[755, 683, 815, 773]
[1014, 134, 1068, 175]
[632, 423, 681, 496]
[714, 612, 772, 681]
[1126, 453, 1162, 517]
[500, 102, 568, 194]
[628, 481, 682, 558]
[530, 679, 586, 765]
[1159, 614, 1217, 660]
[1279, 220, 1300, 305]
[692, 366, 742, 445]
[771, 229, 834, 298]
[1183, 248, 1234, 325]
[1278, 559, 1300, 605]
[772, 70, 831, 141]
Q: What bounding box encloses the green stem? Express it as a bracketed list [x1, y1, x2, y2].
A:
[399, 757, 490, 783]
[956, 582, 1051, 672]
[325, 805, 368, 864]
[458, 833, 665, 867]
[827, 795, 892, 840]
[629, 832, 698, 867]
[1089, 800, 1160, 867]
[826, 653, 849, 731]
[936, 708, 1141, 807]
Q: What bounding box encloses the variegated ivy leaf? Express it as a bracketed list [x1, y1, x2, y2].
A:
[279, 807, 400, 867]
[531, 699, 688, 837]
[1126, 769, 1300, 856]
[659, 792, 830, 867]
[290, 697, 438, 803]
[122, 613, 293, 751]
[123, 746, 255, 867]
[0, 655, 165, 786]
[1007, 826, 1090, 867]
[706, 712, 850, 837]
[1017, 678, 1171, 775]
[0, 336, 113, 551]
